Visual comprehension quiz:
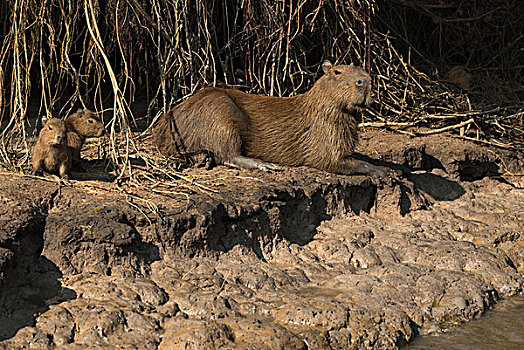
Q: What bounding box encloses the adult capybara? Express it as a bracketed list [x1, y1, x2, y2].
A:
[65, 109, 105, 167]
[153, 60, 394, 181]
[32, 117, 72, 179]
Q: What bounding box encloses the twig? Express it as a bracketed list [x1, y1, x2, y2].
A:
[415, 118, 475, 136]
[452, 135, 516, 150]
[0, 171, 65, 184]
[359, 121, 417, 128]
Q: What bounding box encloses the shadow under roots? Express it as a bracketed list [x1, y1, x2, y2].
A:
[69, 159, 116, 182]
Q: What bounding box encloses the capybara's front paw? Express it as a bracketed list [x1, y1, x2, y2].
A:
[369, 166, 401, 187]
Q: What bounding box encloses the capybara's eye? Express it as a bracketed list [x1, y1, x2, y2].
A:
[334, 70, 342, 75]
[355, 79, 363, 86]
[88, 119, 94, 124]
[48, 126, 53, 130]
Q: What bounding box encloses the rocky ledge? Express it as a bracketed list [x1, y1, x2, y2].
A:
[0, 131, 523, 349]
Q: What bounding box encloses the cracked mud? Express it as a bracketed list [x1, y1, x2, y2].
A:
[0, 131, 523, 349]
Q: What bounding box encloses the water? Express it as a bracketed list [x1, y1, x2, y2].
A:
[407, 296, 524, 350]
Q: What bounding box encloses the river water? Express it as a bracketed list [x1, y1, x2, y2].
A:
[407, 296, 524, 350]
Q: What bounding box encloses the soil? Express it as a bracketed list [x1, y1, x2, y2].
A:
[0, 131, 523, 349]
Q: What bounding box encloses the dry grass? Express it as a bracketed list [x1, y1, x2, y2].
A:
[0, 0, 522, 189]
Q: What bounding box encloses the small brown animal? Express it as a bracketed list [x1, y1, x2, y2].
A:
[154, 60, 393, 181]
[65, 109, 105, 168]
[32, 117, 72, 179]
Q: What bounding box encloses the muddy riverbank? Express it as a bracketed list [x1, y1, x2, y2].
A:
[0, 131, 523, 349]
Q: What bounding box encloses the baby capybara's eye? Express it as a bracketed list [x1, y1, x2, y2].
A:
[48, 126, 53, 130]
[88, 119, 94, 124]
[355, 79, 363, 87]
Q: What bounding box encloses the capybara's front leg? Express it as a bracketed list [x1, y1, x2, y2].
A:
[339, 158, 399, 185]
[32, 159, 45, 176]
[59, 162, 70, 179]
[225, 156, 282, 171]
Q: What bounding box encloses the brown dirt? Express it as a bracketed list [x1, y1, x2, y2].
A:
[0, 131, 523, 349]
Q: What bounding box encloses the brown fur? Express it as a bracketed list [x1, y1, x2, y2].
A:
[65, 109, 105, 165]
[154, 61, 391, 179]
[32, 117, 72, 178]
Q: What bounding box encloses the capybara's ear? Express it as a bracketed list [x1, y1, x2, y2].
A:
[41, 115, 50, 124]
[322, 60, 333, 74]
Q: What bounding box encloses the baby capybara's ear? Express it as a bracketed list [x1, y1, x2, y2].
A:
[322, 60, 334, 74]
[41, 115, 50, 125]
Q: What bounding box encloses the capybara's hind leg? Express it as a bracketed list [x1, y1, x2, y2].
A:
[225, 156, 282, 171]
[193, 90, 280, 172]
[200, 91, 266, 169]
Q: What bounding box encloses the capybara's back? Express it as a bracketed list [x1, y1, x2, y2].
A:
[32, 117, 71, 178]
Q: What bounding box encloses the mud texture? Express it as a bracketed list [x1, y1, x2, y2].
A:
[0, 131, 523, 349]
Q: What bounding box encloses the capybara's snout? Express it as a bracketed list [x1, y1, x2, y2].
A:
[55, 133, 66, 145]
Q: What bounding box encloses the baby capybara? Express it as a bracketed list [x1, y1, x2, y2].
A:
[65, 109, 105, 167]
[32, 117, 71, 179]
[153, 60, 395, 182]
